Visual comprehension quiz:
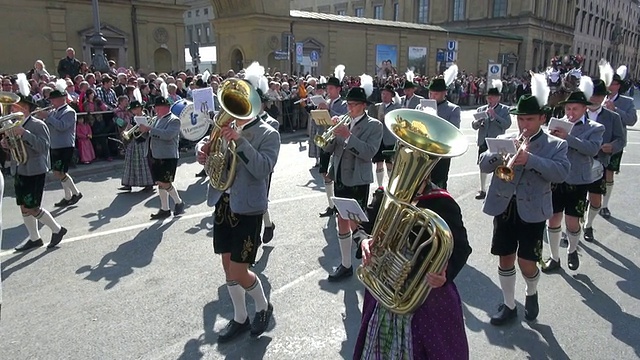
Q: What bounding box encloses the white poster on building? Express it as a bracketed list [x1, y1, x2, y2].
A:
[487, 63, 502, 90]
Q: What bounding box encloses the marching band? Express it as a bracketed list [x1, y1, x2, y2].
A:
[0, 55, 638, 359]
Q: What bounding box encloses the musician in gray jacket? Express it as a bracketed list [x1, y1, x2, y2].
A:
[368, 84, 400, 188]
[7, 89, 67, 251]
[45, 88, 82, 207]
[543, 88, 605, 273]
[473, 81, 512, 199]
[427, 77, 461, 189]
[584, 79, 625, 242]
[399, 80, 424, 109]
[322, 86, 383, 282]
[480, 94, 570, 326]
[196, 106, 280, 343]
[138, 97, 184, 219]
[601, 72, 638, 218]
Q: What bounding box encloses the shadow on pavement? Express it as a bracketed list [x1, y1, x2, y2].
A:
[82, 191, 152, 231]
[1, 247, 59, 280]
[581, 240, 640, 301]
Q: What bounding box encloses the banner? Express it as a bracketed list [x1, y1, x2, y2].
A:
[375, 44, 398, 79]
[408, 47, 427, 75]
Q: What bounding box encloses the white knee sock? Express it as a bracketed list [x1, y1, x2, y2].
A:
[325, 182, 335, 208]
[567, 229, 581, 253]
[23, 214, 41, 240]
[60, 178, 71, 200]
[548, 226, 562, 261]
[523, 268, 540, 296]
[245, 276, 268, 312]
[62, 175, 79, 196]
[479, 172, 488, 192]
[36, 209, 62, 233]
[498, 266, 517, 309]
[226, 280, 248, 323]
[166, 185, 182, 204]
[602, 182, 614, 208]
[158, 189, 170, 211]
[338, 232, 352, 268]
[375, 169, 385, 188]
[263, 209, 272, 227]
[584, 203, 600, 228]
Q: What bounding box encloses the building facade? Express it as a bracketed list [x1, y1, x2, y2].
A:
[183, 0, 216, 47]
[573, 0, 640, 78]
[0, 0, 187, 74]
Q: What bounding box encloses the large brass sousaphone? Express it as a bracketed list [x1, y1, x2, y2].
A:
[0, 92, 28, 164]
[204, 78, 261, 190]
[356, 109, 468, 315]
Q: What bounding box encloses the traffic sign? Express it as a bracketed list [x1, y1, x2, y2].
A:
[310, 61, 318, 67]
[296, 42, 303, 63]
[489, 64, 501, 74]
[446, 50, 456, 62]
[436, 49, 445, 62]
[310, 50, 319, 62]
[274, 50, 289, 61]
[447, 40, 457, 51]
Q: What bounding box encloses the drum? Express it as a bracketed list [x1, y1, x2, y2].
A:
[170, 99, 210, 141]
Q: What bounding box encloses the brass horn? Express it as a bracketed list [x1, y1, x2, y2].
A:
[0, 93, 29, 165]
[494, 133, 527, 182]
[356, 109, 468, 315]
[314, 113, 351, 148]
[204, 78, 261, 191]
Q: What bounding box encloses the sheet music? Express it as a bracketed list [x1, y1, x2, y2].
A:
[309, 95, 326, 106]
[420, 99, 438, 112]
[473, 112, 488, 121]
[331, 197, 369, 223]
[548, 117, 575, 134]
[311, 109, 333, 126]
[134, 116, 149, 127]
[485, 137, 518, 155]
[192, 88, 215, 114]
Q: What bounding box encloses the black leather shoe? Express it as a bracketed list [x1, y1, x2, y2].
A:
[524, 293, 539, 321]
[541, 258, 561, 273]
[141, 186, 154, 193]
[599, 207, 611, 219]
[475, 191, 486, 200]
[263, 223, 275, 244]
[68, 193, 83, 205]
[118, 186, 132, 192]
[490, 304, 518, 326]
[54, 198, 70, 207]
[217, 318, 250, 343]
[328, 264, 353, 282]
[584, 227, 595, 242]
[568, 251, 580, 270]
[48, 227, 68, 249]
[150, 209, 172, 220]
[250, 303, 273, 336]
[173, 202, 185, 216]
[355, 239, 363, 259]
[195, 169, 207, 178]
[15, 239, 44, 252]
[319, 206, 336, 218]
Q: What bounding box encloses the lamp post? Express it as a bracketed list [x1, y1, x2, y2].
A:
[89, 0, 109, 72]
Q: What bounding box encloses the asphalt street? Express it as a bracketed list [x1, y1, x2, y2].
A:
[1, 105, 639, 360]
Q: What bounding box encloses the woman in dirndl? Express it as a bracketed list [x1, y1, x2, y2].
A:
[118, 100, 154, 192]
[355, 179, 472, 360]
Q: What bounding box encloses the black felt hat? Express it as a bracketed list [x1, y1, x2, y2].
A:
[128, 100, 144, 110]
[403, 80, 416, 89]
[346, 87, 372, 104]
[195, 78, 207, 88]
[592, 79, 610, 96]
[255, 88, 271, 103]
[558, 91, 593, 106]
[487, 87, 502, 96]
[49, 89, 67, 99]
[326, 76, 342, 88]
[612, 74, 624, 84]
[154, 96, 169, 107]
[381, 84, 395, 94]
[17, 93, 38, 111]
[428, 78, 447, 92]
[509, 95, 548, 115]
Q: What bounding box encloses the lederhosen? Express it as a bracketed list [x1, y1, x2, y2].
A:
[150, 114, 178, 183]
[551, 120, 589, 218]
[334, 117, 370, 210]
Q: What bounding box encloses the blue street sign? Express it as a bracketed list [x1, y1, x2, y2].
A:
[447, 40, 457, 51]
[436, 49, 445, 62]
[310, 50, 319, 62]
[489, 64, 501, 74]
[296, 42, 304, 63]
[446, 50, 456, 62]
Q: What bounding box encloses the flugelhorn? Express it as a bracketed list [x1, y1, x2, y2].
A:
[495, 133, 528, 182]
[122, 110, 154, 141]
[31, 105, 55, 116]
[314, 113, 351, 147]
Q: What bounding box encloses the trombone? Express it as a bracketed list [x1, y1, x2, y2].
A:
[494, 133, 528, 182]
[314, 114, 352, 147]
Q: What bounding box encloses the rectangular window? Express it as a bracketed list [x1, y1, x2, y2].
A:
[453, 0, 466, 21]
[197, 28, 201, 43]
[492, 0, 507, 18]
[188, 11, 191, 18]
[393, 2, 399, 21]
[355, 7, 364, 17]
[206, 27, 211, 42]
[204, 8, 209, 15]
[374, 5, 383, 19]
[417, 0, 429, 24]
[196, 9, 200, 16]
[188, 28, 193, 43]
[337, 9, 346, 16]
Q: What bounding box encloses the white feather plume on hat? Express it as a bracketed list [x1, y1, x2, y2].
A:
[579, 76, 594, 99]
[334, 65, 345, 82]
[319, 76, 327, 84]
[244, 62, 265, 90]
[491, 79, 503, 93]
[393, 91, 401, 105]
[616, 65, 628, 80]
[201, 70, 211, 84]
[16, 73, 30, 97]
[133, 87, 142, 103]
[360, 74, 373, 97]
[160, 82, 168, 99]
[258, 76, 269, 95]
[405, 69, 414, 83]
[598, 59, 614, 87]
[55, 78, 67, 93]
[530, 71, 550, 107]
[443, 64, 458, 87]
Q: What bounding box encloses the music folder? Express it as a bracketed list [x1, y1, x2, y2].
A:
[311, 109, 333, 126]
[485, 137, 518, 155]
[420, 99, 438, 112]
[134, 116, 149, 127]
[331, 197, 369, 223]
[473, 112, 488, 121]
[548, 117, 575, 134]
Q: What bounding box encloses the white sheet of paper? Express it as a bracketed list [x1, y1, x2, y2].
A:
[548, 117, 575, 133]
[331, 197, 369, 223]
[309, 95, 326, 106]
[134, 116, 149, 127]
[420, 99, 438, 112]
[473, 112, 488, 121]
[485, 137, 518, 155]
[192, 88, 215, 114]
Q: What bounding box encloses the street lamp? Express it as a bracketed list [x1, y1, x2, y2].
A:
[89, 0, 109, 72]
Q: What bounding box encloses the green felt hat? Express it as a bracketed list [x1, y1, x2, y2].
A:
[509, 95, 548, 115]
[558, 91, 593, 106]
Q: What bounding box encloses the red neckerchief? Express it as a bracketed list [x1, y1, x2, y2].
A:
[415, 189, 453, 202]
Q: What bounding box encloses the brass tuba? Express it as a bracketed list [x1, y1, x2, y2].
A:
[356, 109, 468, 315]
[204, 78, 261, 190]
[0, 92, 28, 165]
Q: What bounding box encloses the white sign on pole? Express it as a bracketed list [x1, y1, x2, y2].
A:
[487, 63, 502, 90]
[447, 40, 457, 51]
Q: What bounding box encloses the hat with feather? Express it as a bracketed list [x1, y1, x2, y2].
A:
[128, 87, 144, 110]
[403, 69, 416, 89]
[510, 72, 551, 114]
[428, 64, 458, 92]
[345, 73, 374, 104]
[487, 79, 504, 96]
[195, 70, 211, 88]
[243, 62, 270, 103]
[15, 73, 37, 110]
[558, 75, 593, 106]
[153, 82, 170, 106]
[317, 75, 327, 90]
[612, 65, 628, 84]
[326, 65, 345, 88]
[49, 78, 69, 99]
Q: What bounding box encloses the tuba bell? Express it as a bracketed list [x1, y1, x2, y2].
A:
[204, 78, 261, 191]
[0, 92, 29, 165]
[356, 109, 468, 315]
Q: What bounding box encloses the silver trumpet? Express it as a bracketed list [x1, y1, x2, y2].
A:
[314, 114, 351, 147]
